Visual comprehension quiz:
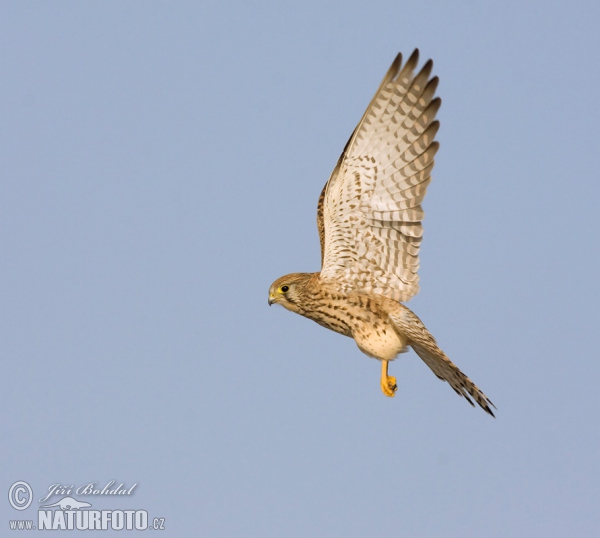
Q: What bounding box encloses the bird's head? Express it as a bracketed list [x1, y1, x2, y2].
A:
[268, 273, 313, 313]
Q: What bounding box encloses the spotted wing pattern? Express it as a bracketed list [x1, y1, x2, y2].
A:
[319, 49, 440, 302]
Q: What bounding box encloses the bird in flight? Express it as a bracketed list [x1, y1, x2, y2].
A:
[268, 50, 494, 416]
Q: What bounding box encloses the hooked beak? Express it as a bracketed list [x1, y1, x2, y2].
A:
[268, 293, 276, 306]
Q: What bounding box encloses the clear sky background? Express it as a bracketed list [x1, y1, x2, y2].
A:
[1, 1, 599, 536]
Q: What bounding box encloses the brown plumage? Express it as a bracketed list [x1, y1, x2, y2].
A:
[268, 51, 495, 416]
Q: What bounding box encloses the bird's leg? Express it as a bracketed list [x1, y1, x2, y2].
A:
[380, 360, 397, 397]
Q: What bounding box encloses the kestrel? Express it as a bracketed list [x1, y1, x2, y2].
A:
[268, 50, 494, 416]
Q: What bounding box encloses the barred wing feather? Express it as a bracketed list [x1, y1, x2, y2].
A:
[319, 49, 440, 302]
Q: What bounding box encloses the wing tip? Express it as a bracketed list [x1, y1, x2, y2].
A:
[386, 53, 403, 81]
[419, 58, 434, 80]
[407, 48, 420, 66]
[400, 49, 420, 78]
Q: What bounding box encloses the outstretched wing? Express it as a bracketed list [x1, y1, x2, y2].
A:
[317, 50, 440, 302]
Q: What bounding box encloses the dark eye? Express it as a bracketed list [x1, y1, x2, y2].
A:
[281, 285, 289, 293]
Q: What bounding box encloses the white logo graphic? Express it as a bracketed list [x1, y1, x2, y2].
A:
[40, 496, 92, 510]
[8, 481, 33, 511]
[7, 480, 166, 531]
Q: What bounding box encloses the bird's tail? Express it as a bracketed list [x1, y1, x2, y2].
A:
[389, 308, 496, 416]
[411, 343, 495, 417]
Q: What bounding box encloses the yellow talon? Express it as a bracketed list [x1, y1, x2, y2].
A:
[380, 360, 397, 397]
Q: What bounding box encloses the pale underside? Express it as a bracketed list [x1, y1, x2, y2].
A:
[317, 49, 441, 302]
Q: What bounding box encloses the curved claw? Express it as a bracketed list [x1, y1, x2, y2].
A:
[380, 361, 397, 397]
[381, 375, 397, 397]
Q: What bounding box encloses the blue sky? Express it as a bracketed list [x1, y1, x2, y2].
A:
[1, 1, 599, 536]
